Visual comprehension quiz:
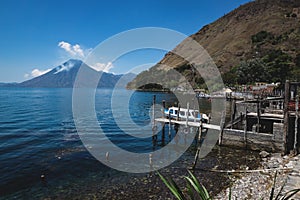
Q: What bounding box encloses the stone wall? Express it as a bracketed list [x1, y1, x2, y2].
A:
[221, 128, 284, 152]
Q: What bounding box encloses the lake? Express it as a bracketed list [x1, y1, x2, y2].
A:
[0, 88, 259, 199]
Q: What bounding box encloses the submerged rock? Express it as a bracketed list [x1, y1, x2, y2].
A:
[259, 151, 270, 158]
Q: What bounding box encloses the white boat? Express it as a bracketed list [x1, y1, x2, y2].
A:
[164, 106, 210, 123]
[196, 92, 211, 99]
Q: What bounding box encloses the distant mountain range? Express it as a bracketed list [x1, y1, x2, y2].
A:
[1, 59, 136, 88]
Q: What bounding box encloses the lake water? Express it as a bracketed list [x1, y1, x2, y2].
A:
[0, 88, 259, 199]
[0, 88, 213, 198]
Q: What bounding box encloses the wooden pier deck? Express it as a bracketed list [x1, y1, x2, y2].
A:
[154, 118, 221, 131]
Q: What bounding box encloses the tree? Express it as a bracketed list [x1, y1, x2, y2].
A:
[236, 59, 270, 84]
[262, 50, 292, 83]
[222, 71, 237, 86]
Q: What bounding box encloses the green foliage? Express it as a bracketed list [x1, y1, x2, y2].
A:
[252, 31, 274, 44]
[223, 50, 293, 85]
[292, 55, 300, 81]
[186, 170, 211, 200]
[157, 172, 186, 200]
[269, 171, 300, 200]
[195, 76, 205, 85]
[175, 64, 192, 73]
[222, 72, 237, 86]
[290, 68, 300, 81]
[159, 170, 300, 200]
[262, 50, 292, 83]
[158, 170, 211, 200]
[235, 59, 269, 84]
[137, 83, 164, 90]
[295, 54, 300, 67]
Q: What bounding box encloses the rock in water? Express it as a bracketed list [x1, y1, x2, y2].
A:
[259, 151, 270, 158]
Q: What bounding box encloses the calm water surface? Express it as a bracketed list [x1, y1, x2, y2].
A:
[0, 88, 215, 198]
[0, 88, 213, 198]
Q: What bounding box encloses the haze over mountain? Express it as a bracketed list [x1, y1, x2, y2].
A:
[1, 59, 136, 88]
[128, 0, 300, 90]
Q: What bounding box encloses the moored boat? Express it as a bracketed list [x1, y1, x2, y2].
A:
[196, 92, 211, 99]
[164, 106, 210, 123]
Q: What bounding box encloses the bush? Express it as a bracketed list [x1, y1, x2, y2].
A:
[251, 31, 274, 44]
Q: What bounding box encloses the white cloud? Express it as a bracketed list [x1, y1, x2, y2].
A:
[73, 44, 84, 57]
[90, 62, 114, 73]
[57, 41, 114, 73]
[24, 68, 51, 79]
[58, 41, 85, 58]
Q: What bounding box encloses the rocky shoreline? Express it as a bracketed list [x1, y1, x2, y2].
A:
[215, 152, 300, 199]
[6, 147, 299, 200]
[33, 146, 262, 200]
[86, 150, 300, 200]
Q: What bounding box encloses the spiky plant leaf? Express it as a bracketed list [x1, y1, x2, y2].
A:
[157, 172, 186, 200]
[188, 170, 202, 190]
[270, 171, 278, 200]
[187, 170, 210, 199]
[280, 188, 300, 200]
[186, 182, 195, 200]
[185, 177, 211, 200]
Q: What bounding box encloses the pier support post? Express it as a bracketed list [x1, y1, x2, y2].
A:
[162, 100, 166, 145]
[177, 104, 180, 121]
[168, 112, 171, 138]
[162, 100, 166, 119]
[193, 102, 196, 123]
[192, 121, 202, 170]
[294, 95, 299, 153]
[244, 108, 248, 147]
[186, 102, 190, 127]
[256, 98, 261, 133]
[106, 152, 109, 161]
[149, 154, 153, 170]
[218, 111, 225, 145]
[152, 95, 157, 141]
[152, 95, 156, 128]
[231, 99, 236, 129]
[284, 80, 290, 154]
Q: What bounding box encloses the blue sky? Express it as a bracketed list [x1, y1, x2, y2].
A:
[0, 0, 251, 82]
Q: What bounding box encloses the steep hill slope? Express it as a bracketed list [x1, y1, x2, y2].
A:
[128, 0, 300, 90]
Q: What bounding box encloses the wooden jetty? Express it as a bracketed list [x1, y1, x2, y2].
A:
[151, 80, 300, 169]
[151, 95, 223, 169]
[154, 118, 220, 131]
